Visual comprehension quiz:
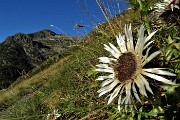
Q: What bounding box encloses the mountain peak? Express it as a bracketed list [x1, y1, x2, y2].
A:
[14, 32, 30, 40]
[28, 29, 57, 39]
[0, 29, 78, 89]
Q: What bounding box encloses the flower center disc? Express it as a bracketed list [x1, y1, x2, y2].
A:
[116, 52, 137, 82]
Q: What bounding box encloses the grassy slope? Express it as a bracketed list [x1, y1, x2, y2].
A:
[0, 36, 111, 120]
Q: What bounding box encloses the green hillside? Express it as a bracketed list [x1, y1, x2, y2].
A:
[0, 1, 180, 120]
[0, 35, 109, 120]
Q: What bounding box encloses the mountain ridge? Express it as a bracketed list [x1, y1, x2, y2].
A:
[0, 29, 80, 89]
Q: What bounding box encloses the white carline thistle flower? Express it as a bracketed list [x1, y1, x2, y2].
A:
[95, 24, 176, 111]
[46, 109, 60, 120]
[164, 0, 180, 11]
[153, 0, 180, 16]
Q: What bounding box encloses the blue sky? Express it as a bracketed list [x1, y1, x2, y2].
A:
[0, 0, 128, 42]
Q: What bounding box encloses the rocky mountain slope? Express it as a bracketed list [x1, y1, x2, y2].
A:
[0, 30, 80, 89]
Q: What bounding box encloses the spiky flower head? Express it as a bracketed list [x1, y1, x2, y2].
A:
[153, 0, 180, 16]
[165, 0, 180, 11]
[95, 24, 176, 111]
[46, 109, 60, 120]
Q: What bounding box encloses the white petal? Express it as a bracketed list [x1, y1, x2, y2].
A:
[95, 68, 114, 73]
[118, 86, 125, 111]
[125, 24, 134, 51]
[118, 94, 122, 111]
[139, 42, 145, 57]
[142, 51, 161, 66]
[174, 5, 180, 9]
[139, 25, 145, 39]
[145, 30, 157, 44]
[116, 34, 127, 53]
[101, 79, 114, 87]
[171, 4, 174, 11]
[118, 96, 126, 111]
[125, 82, 131, 99]
[132, 83, 141, 103]
[109, 43, 121, 54]
[134, 76, 147, 97]
[135, 25, 146, 57]
[128, 97, 133, 110]
[142, 71, 176, 85]
[143, 68, 176, 76]
[142, 47, 152, 62]
[139, 74, 153, 94]
[107, 84, 123, 104]
[96, 77, 104, 81]
[136, 25, 145, 51]
[98, 57, 116, 63]
[96, 74, 114, 81]
[124, 82, 132, 108]
[128, 24, 134, 49]
[144, 40, 154, 50]
[98, 80, 119, 97]
[96, 64, 110, 69]
[121, 97, 126, 108]
[104, 44, 114, 53]
[104, 44, 119, 58]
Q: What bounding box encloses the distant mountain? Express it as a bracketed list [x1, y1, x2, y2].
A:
[0, 29, 80, 89]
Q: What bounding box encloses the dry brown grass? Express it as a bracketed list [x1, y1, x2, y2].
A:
[0, 56, 70, 103]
